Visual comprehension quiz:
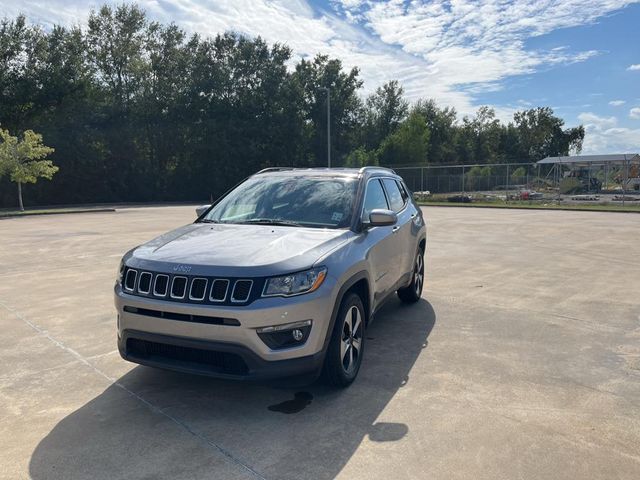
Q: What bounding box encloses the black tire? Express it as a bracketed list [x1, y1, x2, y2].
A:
[397, 249, 424, 304]
[323, 292, 365, 388]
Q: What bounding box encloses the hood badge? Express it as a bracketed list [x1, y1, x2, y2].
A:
[173, 264, 192, 273]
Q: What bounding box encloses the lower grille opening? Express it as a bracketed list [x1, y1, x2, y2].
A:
[126, 338, 249, 375]
[123, 306, 240, 326]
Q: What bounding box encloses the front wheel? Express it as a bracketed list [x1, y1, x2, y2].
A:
[323, 292, 365, 387]
[397, 250, 424, 304]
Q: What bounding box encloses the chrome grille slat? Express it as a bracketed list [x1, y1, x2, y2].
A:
[170, 276, 188, 299]
[189, 278, 208, 301]
[231, 280, 253, 303]
[209, 279, 230, 302]
[124, 269, 138, 291]
[138, 272, 152, 294]
[153, 274, 169, 297]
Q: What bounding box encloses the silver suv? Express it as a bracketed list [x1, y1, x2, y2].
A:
[115, 167, 426, 387]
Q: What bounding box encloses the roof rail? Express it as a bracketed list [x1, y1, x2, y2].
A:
[256, 167, 296, 174]
[358, 166, 397, 175]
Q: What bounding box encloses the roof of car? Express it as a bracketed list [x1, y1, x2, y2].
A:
[254, 166, 398, 179]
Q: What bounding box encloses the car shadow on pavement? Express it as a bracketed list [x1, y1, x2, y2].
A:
[29, 298, 435, 480]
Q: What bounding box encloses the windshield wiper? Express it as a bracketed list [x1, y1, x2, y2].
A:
[239, 218, 304, 227]
[200, 219, 219, 223]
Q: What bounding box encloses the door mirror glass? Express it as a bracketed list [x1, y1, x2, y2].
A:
[368, 209, 397, 227]
[196, 204, 211, 218]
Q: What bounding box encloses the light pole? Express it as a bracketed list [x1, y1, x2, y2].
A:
[319, 87, 331, 167]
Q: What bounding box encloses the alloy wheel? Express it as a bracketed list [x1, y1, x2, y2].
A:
[414, 253, 424, 297]
[340, 305, 363, 373]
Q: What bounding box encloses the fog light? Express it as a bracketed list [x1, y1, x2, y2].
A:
[257, 320, 312, 349]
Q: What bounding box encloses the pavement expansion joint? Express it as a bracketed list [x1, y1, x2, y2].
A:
[0, 299, 268, 480]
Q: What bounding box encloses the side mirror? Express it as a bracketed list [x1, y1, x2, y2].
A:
[196, 204, 211, 218]
[368, 209, 397, 227]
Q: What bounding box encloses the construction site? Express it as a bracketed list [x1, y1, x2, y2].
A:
[395, 153, 640, 208]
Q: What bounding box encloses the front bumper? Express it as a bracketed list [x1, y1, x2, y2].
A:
[118, 330, 325, 380]
[114, 277, 338, 379]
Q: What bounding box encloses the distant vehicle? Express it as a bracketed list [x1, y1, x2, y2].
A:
[447, 194, 472, 203]
[518, 190, 543, 200]
[114, 167, 427, 387]
[413, 190, 431, 201]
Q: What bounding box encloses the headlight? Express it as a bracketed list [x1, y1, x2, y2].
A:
[116, 259, 125, 284]
[262, 267, 327, 297]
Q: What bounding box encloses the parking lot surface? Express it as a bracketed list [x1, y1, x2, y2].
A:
[1, 206, 639, 479]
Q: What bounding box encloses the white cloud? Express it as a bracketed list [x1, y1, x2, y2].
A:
[3, 0, 633, 118]
[3, 0, 640, 152]
[578, 112, 618, 129]
[630, 107, 640, 119]
[628, 64, 640, 71]
[578, 112, 640, 153]
[609, 100, 626, 106]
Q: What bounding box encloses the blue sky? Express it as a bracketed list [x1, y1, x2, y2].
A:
[4, 0, 640, 153]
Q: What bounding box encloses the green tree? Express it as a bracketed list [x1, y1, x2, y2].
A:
[511, 166, 527, 181]
[344, 146, 377, 168]
[291, 54, 363, 166]
[512, 107, 585, 162]
[376, 111, 430, 166]
[455, 106, 502, 165]
[361, 80, 408, 150]
[0, 7, 590, 207]
[465, 165, 492, 189]
[412, 99, 457, 164]
[0, 128, 58, 210]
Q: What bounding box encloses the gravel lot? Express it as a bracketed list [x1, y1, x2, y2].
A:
[1, 206, 639, 480]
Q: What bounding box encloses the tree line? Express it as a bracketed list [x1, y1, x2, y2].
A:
[0, 4, 585, 208]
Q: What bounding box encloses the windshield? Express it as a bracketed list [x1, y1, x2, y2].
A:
[203, 175, 358, 229]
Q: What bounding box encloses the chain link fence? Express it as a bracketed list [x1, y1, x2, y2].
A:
[389, 161, 640, 206]
[392, 163, 544, 195]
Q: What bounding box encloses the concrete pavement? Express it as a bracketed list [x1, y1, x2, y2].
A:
[0, 206, 638, 479]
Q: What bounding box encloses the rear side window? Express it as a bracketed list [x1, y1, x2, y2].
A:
[397, 180, 409, 203]
[382, 178, 405, 212]
[362, 179, 388, 221]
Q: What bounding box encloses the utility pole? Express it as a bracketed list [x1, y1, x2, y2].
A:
[320, 87, 331, 167]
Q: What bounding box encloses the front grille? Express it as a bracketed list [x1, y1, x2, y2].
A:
[126, 338, 249, 375]
[122, 267, 260, 306]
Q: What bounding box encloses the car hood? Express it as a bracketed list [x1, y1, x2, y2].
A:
[128, 223, 353, 276]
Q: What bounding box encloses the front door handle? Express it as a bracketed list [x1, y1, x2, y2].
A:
[392, 226, 400, 233]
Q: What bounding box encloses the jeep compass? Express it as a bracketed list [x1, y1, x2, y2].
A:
[115, 167, 426, 387]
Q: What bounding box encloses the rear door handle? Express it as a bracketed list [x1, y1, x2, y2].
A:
[392, 226, 400, 233]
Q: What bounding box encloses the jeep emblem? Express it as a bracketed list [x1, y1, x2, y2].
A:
[173, 264, 192, 273]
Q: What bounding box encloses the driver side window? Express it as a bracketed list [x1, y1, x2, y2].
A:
[362, 179, 389, 221]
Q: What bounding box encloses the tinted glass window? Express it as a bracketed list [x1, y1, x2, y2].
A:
[397, 180, 409, 202]
[382, 178, 405, 212]
[205, 175, 357, 228]
[362, 179, 388, 221]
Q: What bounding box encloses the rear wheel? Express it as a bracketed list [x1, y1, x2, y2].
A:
[323, 292, 365, 387]
[397, 249, 424, 303]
